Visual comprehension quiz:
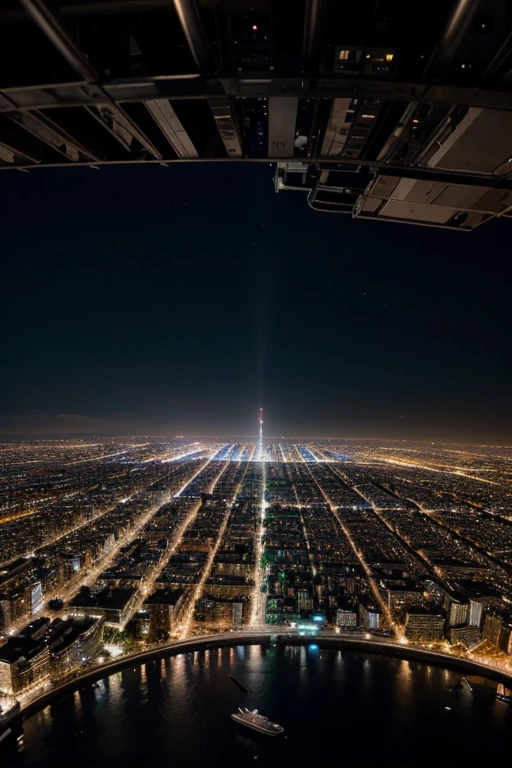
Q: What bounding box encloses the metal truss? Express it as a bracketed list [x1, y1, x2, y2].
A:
[1, 0, 512, 230]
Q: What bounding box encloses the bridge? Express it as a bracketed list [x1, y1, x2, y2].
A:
[2, 1, 512, 230]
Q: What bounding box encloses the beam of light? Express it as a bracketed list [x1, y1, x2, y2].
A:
[160, 446, 205, 463]
[250, 458, 267, 626]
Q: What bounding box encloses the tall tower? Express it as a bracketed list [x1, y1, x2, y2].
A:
[258, 407, 264, 462]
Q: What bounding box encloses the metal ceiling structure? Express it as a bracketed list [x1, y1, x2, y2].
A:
[2, 0, 512, 230]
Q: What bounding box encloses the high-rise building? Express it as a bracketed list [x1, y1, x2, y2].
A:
[359, 603, 380, 630]
[69, 586, 139, 627]
[405, 611, 445, 643]
[48, 617, 104, 678]
[336, 609, 357, 628]
[449, 625, 482, 651]
[498, 624, 512, 656]
[144, 588, 185, 642]
[297, 589, 313, 612]
[482, 612, 502, 646]
[469, 598, 485, 629]
[447, 599, 469, 627]
[0, 639, 50, 695]
[30, 582, 44, 614]
[233, 602, 243, 628]
[0, 598, 11, 632]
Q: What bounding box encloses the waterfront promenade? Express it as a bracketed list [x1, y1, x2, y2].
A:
[18, 627, 512, 719]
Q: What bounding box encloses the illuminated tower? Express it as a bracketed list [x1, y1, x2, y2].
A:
[258, 407, 264, 462]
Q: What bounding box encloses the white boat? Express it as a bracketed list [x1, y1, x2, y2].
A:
[231, 707, 284, 736]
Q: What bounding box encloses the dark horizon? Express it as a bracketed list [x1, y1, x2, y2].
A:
[2, 163, 511, 444]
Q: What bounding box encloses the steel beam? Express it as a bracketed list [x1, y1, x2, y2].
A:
[173, 0, 216, 73]
[87, 104, 163, 159]
[208, 97, 242, 157]
[104, 78, 512, 112]
[0, 84, 104, 112]
[302, 0, 325, 73]
[18, 0, 97, 82]
[1, 155, 512, 181]
[0, 117, 44, 163]
[368, 165, 512, 191]
[84, 106, 134, 153]
[16, 0, 163, 159]
[321, 98, 352, 156]
[55, 1, 174, 18]
[268, 97, 298, 157]
[1, 2, 174, 24]
[144, 99, 198, 157]
[480, 27, 512, 84]
[423, 0, 482, 80]
[5, 110, 102, 161]
[0, 84, 160, 157]
[2, 77, 512, 113]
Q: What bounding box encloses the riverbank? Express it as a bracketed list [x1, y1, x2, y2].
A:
[16, 629, 512, 719]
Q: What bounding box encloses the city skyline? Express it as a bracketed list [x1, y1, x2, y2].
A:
[3, 431, 512, 449]
[1, 434, 512, 696]
[2, 433, 510, 768]
[2, 405, 512, 447]
[2, 0, 512, 760]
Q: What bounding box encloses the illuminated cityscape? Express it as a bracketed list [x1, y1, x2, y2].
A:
[1, 425, 512, 714]
[2, 1, 512, 760]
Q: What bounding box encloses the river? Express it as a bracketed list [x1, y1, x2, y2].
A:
[4, 644, 511, 767]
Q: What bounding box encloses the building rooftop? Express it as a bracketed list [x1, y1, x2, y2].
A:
[144, 588, 184, 607]
[71, 586, 136, 610]
[0, 636, 46, 664]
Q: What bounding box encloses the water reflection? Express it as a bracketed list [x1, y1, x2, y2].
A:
[5, 647, 512, 768]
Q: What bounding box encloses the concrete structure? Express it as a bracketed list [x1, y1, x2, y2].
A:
[447, 601, 469, 627]
[69, 587, 139, 627]
[143, 588, 185, 641]
[336, 609, 357, 629]
[449, 625, 482, 651]
[405, 611, 445, 643]
[0, 640, 50, 695]
[359, 603, 381, 630]
[0, 616, 104, 693]
[48, 618, 104, 677]
[482, 612, 503, 646]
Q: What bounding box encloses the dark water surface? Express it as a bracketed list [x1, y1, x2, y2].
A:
[4, 645, 512, 768]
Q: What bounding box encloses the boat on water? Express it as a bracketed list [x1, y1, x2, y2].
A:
[231, 707, 284, 736]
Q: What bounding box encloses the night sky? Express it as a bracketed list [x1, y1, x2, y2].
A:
[1, 163, 510, 443]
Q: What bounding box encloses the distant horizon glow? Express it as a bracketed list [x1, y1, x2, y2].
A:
[1, 432, 512, 450]
[2, 165, 511, 446]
